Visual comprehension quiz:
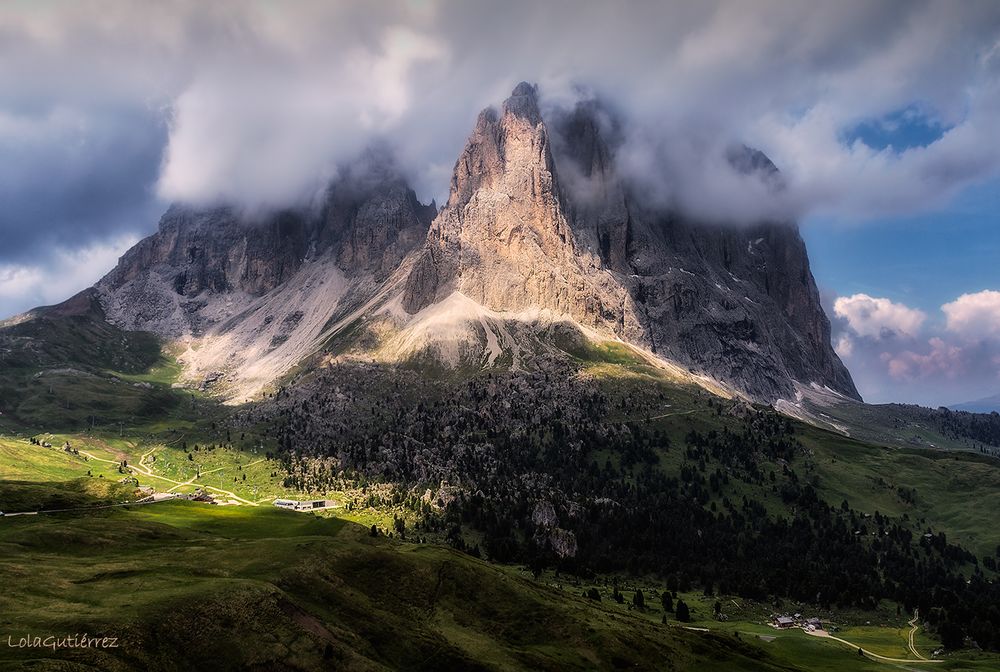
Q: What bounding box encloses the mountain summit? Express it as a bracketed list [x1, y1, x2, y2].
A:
[402, 83, 631, 331]
[54, 83, 856, 403]
[401, 82, 856, 401]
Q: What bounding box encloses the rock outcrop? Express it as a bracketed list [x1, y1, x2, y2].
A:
[402, 82, 637, 345]
[96, 152, 434, 338]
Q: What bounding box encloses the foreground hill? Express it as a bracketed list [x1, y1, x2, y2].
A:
[0, 498, 803, 672]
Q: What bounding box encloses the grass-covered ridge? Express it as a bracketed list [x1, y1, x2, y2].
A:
[1, 499, 802, 672]
[3, 303, 1000, 669]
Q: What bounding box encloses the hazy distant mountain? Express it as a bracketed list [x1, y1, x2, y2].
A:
[14, 82, 857, 404]
[951, 392, 1000, 413]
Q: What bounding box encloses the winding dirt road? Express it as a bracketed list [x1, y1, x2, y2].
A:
[908, 610, 929, 660]
[79, 448, 259, 506]
[804, 627, 941, 664]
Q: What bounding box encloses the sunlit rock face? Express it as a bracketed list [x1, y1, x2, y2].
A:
[402, 82, 637, 345]
[85, 81, 856, 403]
[403, 83, 858, 401]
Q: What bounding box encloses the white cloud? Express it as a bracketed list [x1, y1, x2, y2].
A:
[2, 1, 1000, 216]
[156, 21, 448, 208]
[942, 290, 1000, 340]
[833, 293, 926, 339]
[834, 333, 853, 358]
[0, 236, 138, 320]
[882, 337, 965, 382]
[829, 288, 1000, 404]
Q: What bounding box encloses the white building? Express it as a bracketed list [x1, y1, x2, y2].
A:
[273, 499, 334, 511]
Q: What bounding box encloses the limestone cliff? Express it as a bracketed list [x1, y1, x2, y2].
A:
[39, 81, 857, 403]
[401, 83, 858, 401]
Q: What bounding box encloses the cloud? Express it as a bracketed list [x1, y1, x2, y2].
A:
[830, 290, 1000, 405]
[882, 337, 966, 382]
[1, 1, 999, 223]
[833, 334, 853, 359]
[0, 235, 139, 320]
[833, 293, 926, 339]
[157, 23, 449, 207]
[942, 290, 1000, 340]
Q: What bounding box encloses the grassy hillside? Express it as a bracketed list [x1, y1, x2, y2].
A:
[4, 309, 1000, 669]
[2, 490, 998, 671]
[0, 292, 198, 433]
[0, 478, 137, 513]
[800, 427, 1000, 560]
[0, 497, 809, 672]
[0, 290, 162, 376]
[789, 389, 1000, 456]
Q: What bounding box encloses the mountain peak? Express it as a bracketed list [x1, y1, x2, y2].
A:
[502, 81, 542, 123]
[510, 80, 537, 97]
[400, 82, 857, 402]
[725, 144, 785, 191]
[79, 80, 856, 404]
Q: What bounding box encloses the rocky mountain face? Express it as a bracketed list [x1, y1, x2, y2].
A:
[400, 83, 856, 401]
[55, 82, 856, 403]
[85, 152, 437, 398]
[402, 83, 635, 337]
[96, 151, 434, 339]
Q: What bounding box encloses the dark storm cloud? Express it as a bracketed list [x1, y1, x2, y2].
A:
[0, 104, 167, 263]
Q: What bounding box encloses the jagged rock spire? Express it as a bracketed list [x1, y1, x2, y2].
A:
[402, 83, 636, 339]
[503, 81, 542, 123]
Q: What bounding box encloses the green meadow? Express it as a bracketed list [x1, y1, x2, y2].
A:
[1, 336, 999, 670]
[4, 496, 996, 671]
[0, 498, 798, 671]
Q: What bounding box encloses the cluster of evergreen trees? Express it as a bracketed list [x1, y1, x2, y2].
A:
[240, 364, 1000, 651]
[889, 404, 1000, 451]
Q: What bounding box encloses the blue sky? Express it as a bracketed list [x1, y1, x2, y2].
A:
[804, 176, 1000, 406]
[841, 104, 952, 154]
[805, 181, 1000, 316]
[807, 107, 1000, 332]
